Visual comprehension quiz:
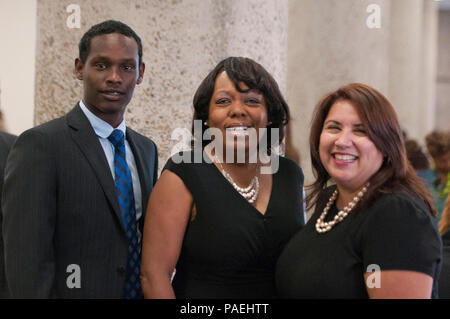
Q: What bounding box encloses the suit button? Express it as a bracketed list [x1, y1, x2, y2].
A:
[117, 266, 126, 276]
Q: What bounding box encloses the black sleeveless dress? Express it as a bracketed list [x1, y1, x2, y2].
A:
[164, 151, 305, 298]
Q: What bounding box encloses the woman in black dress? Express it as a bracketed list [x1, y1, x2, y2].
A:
[276, 83, 442, 298]
[141, 57, 305, 298]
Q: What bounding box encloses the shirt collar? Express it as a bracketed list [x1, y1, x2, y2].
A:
[79, 100, 126, 139]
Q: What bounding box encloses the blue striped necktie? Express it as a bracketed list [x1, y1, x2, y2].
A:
[108, 129, 143, 299]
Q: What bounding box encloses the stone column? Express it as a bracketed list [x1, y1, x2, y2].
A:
[388, 0, 438, 141]
[287, 0, 438, 187]
[420, 0, 438, 134]
[287, 0, 391, 186]
[34, 0, 288, 169]
[436, 9, 450, 131]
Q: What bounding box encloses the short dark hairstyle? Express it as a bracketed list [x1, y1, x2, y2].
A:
[78, 20, 143, 64]
[192, 57, 290, 153]
[405, 139, 430, 171]
[307, 83, 436, 217]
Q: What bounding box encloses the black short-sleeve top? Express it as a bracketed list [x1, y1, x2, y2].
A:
[163, 151, 305, 298]
[275, 187, 442, 298]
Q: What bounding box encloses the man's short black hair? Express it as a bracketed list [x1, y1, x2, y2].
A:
[78, 20, 143, 64]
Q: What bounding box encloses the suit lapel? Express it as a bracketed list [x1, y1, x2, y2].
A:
[126, 128, 150, 223]
[65, 104, 124, 229]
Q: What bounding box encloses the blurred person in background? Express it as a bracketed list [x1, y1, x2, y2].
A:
[405, 139, 430, 173]
[0, 110, 8, 133]
[425, 130, 450, 221]
[405, 138, 435, 185]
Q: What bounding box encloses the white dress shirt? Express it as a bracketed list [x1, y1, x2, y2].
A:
[79, 100, 142, 222]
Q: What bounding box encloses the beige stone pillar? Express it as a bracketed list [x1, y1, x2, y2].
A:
[420, 0, 438, 134]
[287, 0, 391, 187]
[35, 0, 288, 169]
[388, 0, 438, 141]
[436, 10, 450, 131]
[288, 0, 438, 185]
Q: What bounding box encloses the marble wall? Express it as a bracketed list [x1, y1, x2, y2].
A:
[35, 0, 288, 169]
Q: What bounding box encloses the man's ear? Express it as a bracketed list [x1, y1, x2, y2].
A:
[137, 62, 145, 85]
[75, 58, 84, 80]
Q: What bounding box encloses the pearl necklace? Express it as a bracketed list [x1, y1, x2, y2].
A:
[315, 183, 369, 234]
[214, 154, 260, 204]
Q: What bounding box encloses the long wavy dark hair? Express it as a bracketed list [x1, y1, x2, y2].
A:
[307, 83, 436, 217]
[191, 57, 290, 154]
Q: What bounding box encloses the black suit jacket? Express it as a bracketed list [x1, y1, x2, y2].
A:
[1, 104, 158, 298]
[0, 131, 17, 298]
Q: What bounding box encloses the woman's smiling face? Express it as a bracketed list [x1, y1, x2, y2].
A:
[207, 70, 268, 157]
[319, 100, 384, 192]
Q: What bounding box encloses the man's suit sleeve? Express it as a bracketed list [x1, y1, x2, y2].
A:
[2, 129, 56, 298]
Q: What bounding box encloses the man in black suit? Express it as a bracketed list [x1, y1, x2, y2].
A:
[0, 131, 16, 298]
[2, 20, 158, 298]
